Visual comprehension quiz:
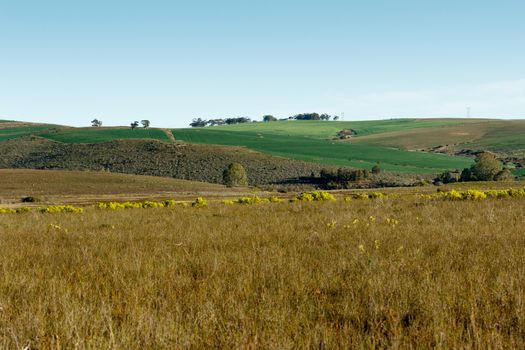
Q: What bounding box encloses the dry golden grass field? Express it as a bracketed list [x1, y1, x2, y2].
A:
[0, 170, 250, 207]
[1, 171, 525, 349]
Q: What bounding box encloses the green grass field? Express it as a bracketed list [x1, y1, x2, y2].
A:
[171, 120, 474, 173]
[0, 126, 58, 142]
[0, 123, 170, 143]
[37, 127, 171, 143]
[198, 119, 474, 139]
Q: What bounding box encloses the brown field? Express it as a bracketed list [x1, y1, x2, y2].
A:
[1, 179, 525, 348]
[0, 169, 250, 206]
[350, 120, 525, 156]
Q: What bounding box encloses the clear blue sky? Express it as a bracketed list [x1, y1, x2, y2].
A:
[1, 0, 524, 127]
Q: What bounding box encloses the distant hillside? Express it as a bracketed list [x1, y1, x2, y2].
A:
[2, 118, 524, 174]
[172, 119, 477, 173]
[0, 137, 332, 185]
[0, 122, 171, 143]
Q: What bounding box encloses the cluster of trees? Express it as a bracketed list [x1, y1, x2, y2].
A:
[317, 164, 382, 189]
[90, 119, 150, 129]
[320, 168, 370, 183]
[190, 117, 252, 128]
[435, 152, 514, 184]
[131, 120, 150, 129]
[292, 113, 340, 121]
[262, 115, 277, 122]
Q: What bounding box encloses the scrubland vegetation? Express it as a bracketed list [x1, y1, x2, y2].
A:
[1, 187, 525, 348]
[0, 138, 332, 186]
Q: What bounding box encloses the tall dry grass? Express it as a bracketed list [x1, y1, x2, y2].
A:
[1, 197, 525, 348]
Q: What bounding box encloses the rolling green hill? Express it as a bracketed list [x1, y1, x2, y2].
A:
[37, 127, 171, 143]
[0, 123, 171, 144]
[1, 118, 524, 175]
[170, 119, 525, 174]
[171, 126, 473, 173]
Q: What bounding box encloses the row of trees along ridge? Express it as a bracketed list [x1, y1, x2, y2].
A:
[190, 113, 340, 127]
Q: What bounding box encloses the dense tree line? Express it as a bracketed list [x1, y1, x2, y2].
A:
[292, 113, 339, 121]
[190, 113, 341, 127]
[190, 117, 252, 127]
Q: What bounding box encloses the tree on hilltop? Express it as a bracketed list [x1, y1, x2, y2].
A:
[190, 118, 207, 127]
[141, 120, 150, 128]
[91, 119, 102, 127]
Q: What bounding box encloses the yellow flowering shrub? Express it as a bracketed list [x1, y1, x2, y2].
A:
[354, 193, 370, 200]
[39, 205, 84, 214]
[296, 192, 336, 202]
[311, 192, 336, 201]
[161, 199, 177, 207]
[369, 192, 387, 199]
[0, 207, 32, 214]
[440, 190, 464, 201]
[141, 201, 160, 209]
[296, 193, 314, 201]
[462, 190, 487, 201]
[236, 196, 267, 204]
[192, 197, 207, 208]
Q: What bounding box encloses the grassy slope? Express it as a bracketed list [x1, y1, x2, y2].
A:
[38, 127, 171, 143]
[0, 125, 58, 141]
[188, 119, 476, 141]
[0, 123, 171, 143]
[172, 120, 475, 173]
[350, 120, 525, 152]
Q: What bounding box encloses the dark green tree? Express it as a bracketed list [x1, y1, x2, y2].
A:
[91, 119, 102, 127]
[223, 163, 248, 187]
[470, 152, 502, 181]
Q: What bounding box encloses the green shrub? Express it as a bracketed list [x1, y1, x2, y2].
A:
[21, 196, 40, 203]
